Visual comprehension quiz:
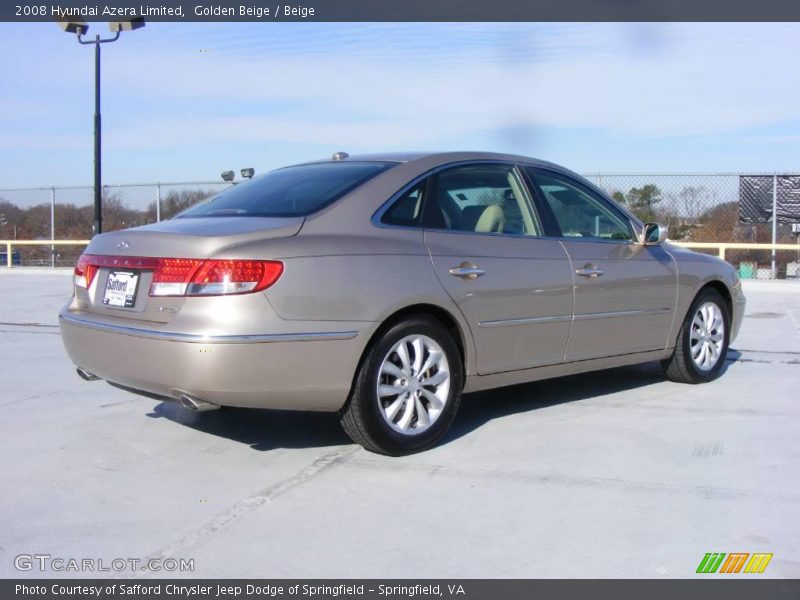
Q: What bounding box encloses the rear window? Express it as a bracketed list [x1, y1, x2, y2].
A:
[177, 161, 396, 218]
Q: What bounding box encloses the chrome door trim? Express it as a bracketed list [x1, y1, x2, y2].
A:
[59, 313, 358, 344]
[478, 315, 572, 328]
[521, 166, 643, 240]
[372, 159, 530, 232]
[478, 307, 671, 328]
[572, 307, 672, 321]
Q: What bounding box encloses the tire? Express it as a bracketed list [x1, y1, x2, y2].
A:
[662, 287, 730, 384]
[339, 316, 464, 456]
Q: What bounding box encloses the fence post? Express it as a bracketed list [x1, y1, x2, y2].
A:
[772, 174, 778, 279]
[156, 183, 161, 222]
[50, 186, 56, 268]
[6, 242, 11, 268]
[718, 245, 726, 261]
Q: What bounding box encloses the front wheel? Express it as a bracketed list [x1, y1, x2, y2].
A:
[339, 316, 463, 456]
[663, 287, 730, 384]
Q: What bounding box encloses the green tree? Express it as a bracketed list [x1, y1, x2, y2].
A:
[624, 184, 662, 222]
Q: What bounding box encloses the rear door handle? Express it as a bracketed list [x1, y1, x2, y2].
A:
[449, 263, 485, 280]
[576, 265, 604, 279]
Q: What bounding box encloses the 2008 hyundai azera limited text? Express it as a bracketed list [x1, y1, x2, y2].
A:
[60, 152, 746, 455]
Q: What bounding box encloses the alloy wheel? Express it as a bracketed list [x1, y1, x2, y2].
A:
[376, 334, 451, 435]
[690, 301, 726, 371]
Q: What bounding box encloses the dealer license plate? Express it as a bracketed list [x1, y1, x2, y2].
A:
[102, 271, 140, 308]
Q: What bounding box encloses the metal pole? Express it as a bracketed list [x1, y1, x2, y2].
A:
[772, 174, 777, 279]
[94, 36, 102, 236]
[77, 29, 119, 234]
[156, 183, 161, 222]
[50, 187, 56, 267]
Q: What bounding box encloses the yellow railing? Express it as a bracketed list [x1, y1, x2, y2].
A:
[1, 240, 90, 268]
[0, 239, 797, 268]
[670, 241, 799, 261]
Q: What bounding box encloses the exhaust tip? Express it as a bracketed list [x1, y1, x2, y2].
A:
[179, 394, 220, 412]
[76, 367, 101, 382]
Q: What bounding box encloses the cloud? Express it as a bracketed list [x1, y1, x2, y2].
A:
[3, 22, 800, 185]
[88, 22, 800, 150]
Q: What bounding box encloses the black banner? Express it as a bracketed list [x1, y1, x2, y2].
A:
[4, 580, 800, 600]
[739, 175, 800, 224]
[6, 0, 800, 22]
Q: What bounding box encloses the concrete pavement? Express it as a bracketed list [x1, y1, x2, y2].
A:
[0, 271, 797, 578]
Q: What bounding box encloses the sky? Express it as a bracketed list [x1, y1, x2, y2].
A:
[1, 22, 800, 187]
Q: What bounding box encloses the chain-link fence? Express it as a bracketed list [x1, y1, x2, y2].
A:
[1, 174, 799, 275]
[582, 173, 800, 278]
[0, 181, 231, 266]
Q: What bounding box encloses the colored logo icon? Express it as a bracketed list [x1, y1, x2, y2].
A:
[697, 553, 773, 574]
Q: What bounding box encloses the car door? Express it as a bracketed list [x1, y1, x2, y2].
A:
[420, 162, 574, 375]
[524, 167, 677, 361]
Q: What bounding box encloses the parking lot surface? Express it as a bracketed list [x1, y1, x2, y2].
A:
[0, 270, 798, 578]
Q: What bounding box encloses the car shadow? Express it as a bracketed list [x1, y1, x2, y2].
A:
[726, 348, 743, 365]
[147, 401, 350, 451]
[445, 349, 742, 445]
[146, 353, 743, 452]
[442, 361, 667, 444]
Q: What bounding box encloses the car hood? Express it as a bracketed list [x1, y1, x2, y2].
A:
[83, 216, 304, 258]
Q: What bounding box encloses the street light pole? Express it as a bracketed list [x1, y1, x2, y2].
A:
[78, 30, 119, 236]
[59, 18, 144, 237]
[94, 36, 101, 236]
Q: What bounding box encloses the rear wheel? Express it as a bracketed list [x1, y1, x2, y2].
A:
[339, 316, 463, 456]
[663, 287, 730, 384]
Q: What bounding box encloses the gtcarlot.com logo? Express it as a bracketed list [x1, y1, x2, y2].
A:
[696, 552, 773, 574]
[14, 554, 194, 573]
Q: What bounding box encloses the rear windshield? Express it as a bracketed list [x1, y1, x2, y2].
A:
[177, 161, 396, 218]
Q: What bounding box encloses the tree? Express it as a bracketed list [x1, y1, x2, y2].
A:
[678, 186, 712, 223]
[692, 201, 740, 243]
[147, 189, 215, 220]
[624, 184, 662, 222]
[0, 199, 23, 239]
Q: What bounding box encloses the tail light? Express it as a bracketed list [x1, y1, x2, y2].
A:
[151, 259, 283, 297]
[73, 254, 283, 297]
[73, 254, 98, 289]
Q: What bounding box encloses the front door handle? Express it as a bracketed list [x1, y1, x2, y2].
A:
[449, 262, 485, 280]
[576, 264, 604, 279]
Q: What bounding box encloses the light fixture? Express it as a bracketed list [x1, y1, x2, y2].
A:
[109, 18, 146, 32]
[58, 18, 145, 235]
[221, 171, 235, 182]
[241, 168, 255, 179]
[58, 21, 89, 35]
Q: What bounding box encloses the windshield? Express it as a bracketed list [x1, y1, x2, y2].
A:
[177, 161, 397, 218]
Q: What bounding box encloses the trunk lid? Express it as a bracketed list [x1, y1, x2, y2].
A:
[73, 216, 302, 324]
[84, 216, 304, 258]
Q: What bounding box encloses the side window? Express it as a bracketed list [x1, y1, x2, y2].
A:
[380, 181, 427, 228]
[527, 170, 633, 241]
[422, 164, 542, 236]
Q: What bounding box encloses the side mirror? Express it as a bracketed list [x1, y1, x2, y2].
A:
[643, 222, 668, 245]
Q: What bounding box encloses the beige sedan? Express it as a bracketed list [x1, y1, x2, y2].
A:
[60, 152, 745, 455]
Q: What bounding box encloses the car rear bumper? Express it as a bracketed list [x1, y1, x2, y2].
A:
[59, 311, 368, 411]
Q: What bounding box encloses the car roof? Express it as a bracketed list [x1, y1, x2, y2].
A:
[291, 151, 645, 234]
[294, 151, 565, 170]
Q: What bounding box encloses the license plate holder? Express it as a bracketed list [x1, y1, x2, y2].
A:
[102, 271, 140, 308]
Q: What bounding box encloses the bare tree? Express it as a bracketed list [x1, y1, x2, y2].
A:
[150, 189, 216, 220]
[678, 186, 713, 223]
